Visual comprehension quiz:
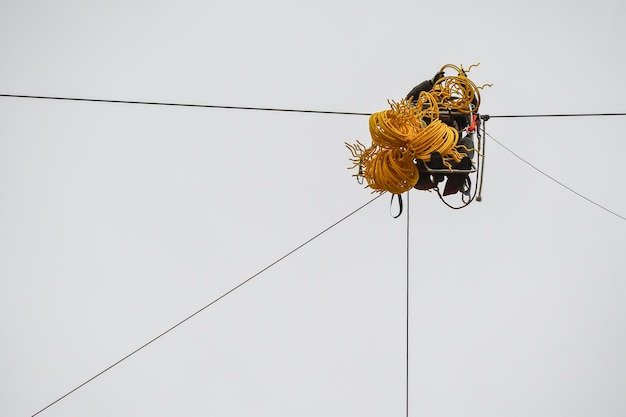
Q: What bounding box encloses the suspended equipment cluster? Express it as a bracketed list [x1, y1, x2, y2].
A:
[347, 63, 490, 203]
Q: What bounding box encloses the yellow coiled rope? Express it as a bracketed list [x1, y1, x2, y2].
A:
[368, 102, 421, 149]
[347, 63, 488, 194]
[364, 147, 418, 195]
[431, 63, 483, 113]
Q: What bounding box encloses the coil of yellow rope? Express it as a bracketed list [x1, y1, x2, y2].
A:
[364, 147, 418, 194]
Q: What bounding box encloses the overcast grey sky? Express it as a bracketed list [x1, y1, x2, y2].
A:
[1, 1, 626, 416]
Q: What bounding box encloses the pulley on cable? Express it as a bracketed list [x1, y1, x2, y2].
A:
[346, 63, 492, 215]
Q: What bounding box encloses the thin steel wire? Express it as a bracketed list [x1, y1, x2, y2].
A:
[30, 193, 385, 417]
[487, 133, 626, 221]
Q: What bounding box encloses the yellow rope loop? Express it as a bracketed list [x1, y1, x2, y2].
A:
[408, 119, 459, 163]
[363, 147, 418, 194]
[439, 63, 464, 75]
[432, 76, 480, 113]
[412, 92, 439, 126]
[428, 63, 484, 113]
[368, 100, 424, 148]
[369, 111, 413, 148]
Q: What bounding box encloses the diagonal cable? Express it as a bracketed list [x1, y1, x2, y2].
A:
[31, 193, 385, 417]
[486, 133, 626, 221]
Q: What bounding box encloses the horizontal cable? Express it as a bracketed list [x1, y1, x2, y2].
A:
[30, 193, 384, 417]
[3, 94, 626, 119]
[0, 94, 371, 116]
[488, 113, 626, 118]
[486, 132, 625, 221]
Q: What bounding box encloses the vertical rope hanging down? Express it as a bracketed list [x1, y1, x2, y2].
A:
[405, 190, 410, 417]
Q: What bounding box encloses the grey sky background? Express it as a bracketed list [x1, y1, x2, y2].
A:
[1, 1, 625, 416]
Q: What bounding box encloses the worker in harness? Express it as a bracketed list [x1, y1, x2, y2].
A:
[406, 71, 475, 195]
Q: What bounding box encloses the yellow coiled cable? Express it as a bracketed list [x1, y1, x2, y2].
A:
[369, 101, 422, 149]
[408, 119, 460, 164]
[431, 63, 484, 113]
[364, 147, 418, 194]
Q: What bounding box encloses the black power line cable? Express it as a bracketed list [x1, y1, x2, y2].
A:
[489, 113, 626, 118]
[30, 193, 384, 417]
[3, 93, 626, 118]
[0, 94, 371, 116]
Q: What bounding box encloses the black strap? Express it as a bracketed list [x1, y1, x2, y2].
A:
[390, 193, 403, 218]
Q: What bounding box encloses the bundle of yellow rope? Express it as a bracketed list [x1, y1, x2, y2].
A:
[347, 63, 488, 194]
